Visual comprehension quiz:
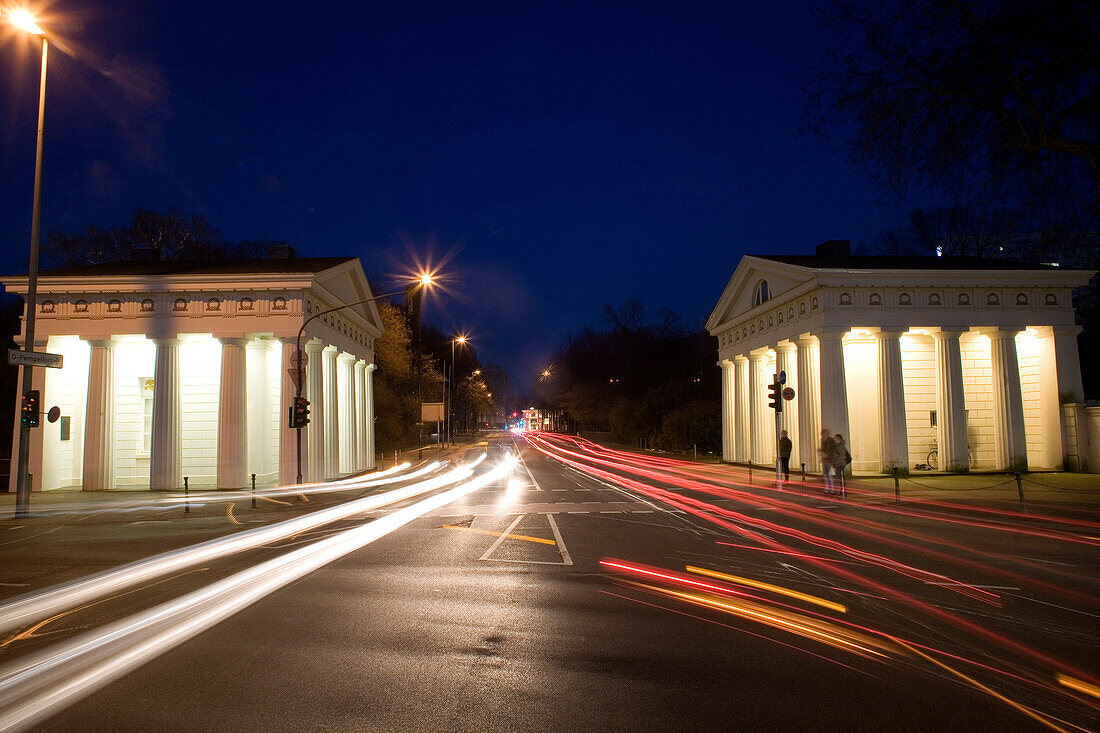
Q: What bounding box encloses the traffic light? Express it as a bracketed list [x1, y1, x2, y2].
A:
[289, 397, 310, 428]
[21, 390, 40, 428]
[767, 380, 782, 412]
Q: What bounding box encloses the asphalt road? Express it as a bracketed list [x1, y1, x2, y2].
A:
[16, 434, 1100, 732]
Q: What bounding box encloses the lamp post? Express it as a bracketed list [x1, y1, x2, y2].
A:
[292, 273, 432, 484]
[5, 8, 49, 518]
[447, 335, 467, 445]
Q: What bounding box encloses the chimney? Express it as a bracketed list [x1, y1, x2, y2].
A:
[131, 247, 160, 262]
[815, 240, 851, 258]
[268, 244, 295, 259]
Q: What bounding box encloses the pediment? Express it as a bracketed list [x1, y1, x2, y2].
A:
[313, 259, 384, 336]
[706, 256, 815, 332]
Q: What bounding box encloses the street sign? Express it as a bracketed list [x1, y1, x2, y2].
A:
[421, 402, 445, 422]
[778, 370, 786, 385]
[8, 349, 63, 369]
[291, 351, 308, 368]
[47, 406, 61, 423]
[287, 367, 303, 390]
[782, 387, 795, 401]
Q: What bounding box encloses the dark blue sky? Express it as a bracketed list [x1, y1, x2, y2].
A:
[2, 1, 926, 389]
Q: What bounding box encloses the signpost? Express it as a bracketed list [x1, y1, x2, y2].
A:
[8, 349, 62, 369]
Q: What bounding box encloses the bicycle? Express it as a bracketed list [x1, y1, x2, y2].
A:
[925, 440, 973, 470]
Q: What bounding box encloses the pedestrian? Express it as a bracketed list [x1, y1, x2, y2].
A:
[833, 434, 851, 499]
[777, 429, 792, 487]
[819, 428, 836, 494]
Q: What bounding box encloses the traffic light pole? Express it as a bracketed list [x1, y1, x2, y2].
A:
[291, 287, 409, 485]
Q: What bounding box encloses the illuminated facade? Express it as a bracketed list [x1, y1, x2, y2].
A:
[4, 255, 382, 491]
[707, 241, 1097, 474]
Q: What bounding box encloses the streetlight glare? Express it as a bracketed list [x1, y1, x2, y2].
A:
[455, 335, 468, 344]
[418, 272, 434, 287]
[6, 9, 46, 34]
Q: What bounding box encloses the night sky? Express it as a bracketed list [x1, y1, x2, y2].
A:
[1, 1, 930, 389]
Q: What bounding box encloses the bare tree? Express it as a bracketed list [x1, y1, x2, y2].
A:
[807, 0, 1100, 217]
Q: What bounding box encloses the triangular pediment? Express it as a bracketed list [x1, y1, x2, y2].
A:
[706, 256, 815, 333]
[314, 259, 384, 336]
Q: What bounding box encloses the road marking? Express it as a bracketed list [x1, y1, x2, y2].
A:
[443, 524, 556, 546]
[226, 503, 241, 525]
[599, 510, 621, 514]
[567, 511, 587, 514]
[632, 510, 653, 514]
[547, 514, 572, 565]
[515, 447, 545, 492]
[551, 489, 567, 492]
[479, 515, 526, 560]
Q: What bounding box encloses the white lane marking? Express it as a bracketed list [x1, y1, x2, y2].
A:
[547, 513, 573, 566]
[479, 514, 525, 561]
[567, 511, 587, 514]
[515, 447, 545, 493]
[632, 510, 653, 514]
[576, 488, 591, 492]
[599, 511, 621, 514]
[551, 489, 567, 492]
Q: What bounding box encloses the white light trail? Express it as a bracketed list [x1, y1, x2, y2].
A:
[0, 459, 473, 637]
[0, 453, 516, 731]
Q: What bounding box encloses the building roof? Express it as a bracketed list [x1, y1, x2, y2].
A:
[33, 257, 356, 278]
[751, 253, 1075, 271]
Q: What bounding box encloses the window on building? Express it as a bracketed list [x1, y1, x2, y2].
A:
[140, 377, 154, 456]
[752, 280, 770, 307]
[60, 416, 71, 441]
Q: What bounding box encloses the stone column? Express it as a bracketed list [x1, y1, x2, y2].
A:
[82, 340, 115, 491]
[1052, 325, 1085, 403]
[989, 329, 1028, 471]
[150, 338, 182, 490]
[734, 356, 749, 463]
[304, 340, 325, 482]
[748, 352, 768, 465]
[933, 330, 969, 472]
[322, 346, 339, 478]
[355, 360, 368, 472]
[877, 331, 909, 473]
[216, 338, 249, 489]
[817, 330, 850, 454]
[364, 364, 377, 470]
[776, 342, 799, 468]
[338, 353, 357, 474]
[279, 340, 299, 485]
[720, 360, 735, 462]
[796, 336, 820, 472]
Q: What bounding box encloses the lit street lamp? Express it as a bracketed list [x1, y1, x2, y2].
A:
[292, 273, 433, 484]
[447, 335, 468, 444]
[5, 7, 49, 518]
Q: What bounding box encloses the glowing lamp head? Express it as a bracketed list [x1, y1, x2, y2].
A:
[7, 9, 45, 34]
[417, 272, 434, 287]
[455, 335, 467, 344]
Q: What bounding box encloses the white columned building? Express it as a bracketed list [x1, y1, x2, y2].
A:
[5, 253, 383, 491]
[707, 240, 1096, 474]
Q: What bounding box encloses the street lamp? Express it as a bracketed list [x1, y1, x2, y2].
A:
[292, 274, 433, 484]
[447, 335, 468, 445]
[5, 7, 49, 518]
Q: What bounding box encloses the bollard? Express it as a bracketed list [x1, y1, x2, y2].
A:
[184, 476, 190, 514]
[693, 443, 697, 460]
[748, 465, 752, 484]
[1015, 471, 1027, 516]
[251, 473, 257, 509]
[800, 462, 805, 490]
[893, 466, 901, 504]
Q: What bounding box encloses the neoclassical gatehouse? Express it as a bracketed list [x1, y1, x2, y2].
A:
[5, 252, 383, 491]
[707, 240, 1097, 474]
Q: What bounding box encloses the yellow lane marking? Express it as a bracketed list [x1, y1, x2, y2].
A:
[1057, 674, 1100, 700]
[226, 503, 241, 525]
[685, 565, 847, 613]
[442, 524, 557, 546]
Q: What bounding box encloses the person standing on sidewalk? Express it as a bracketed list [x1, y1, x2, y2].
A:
[833, 434, 851, 499]
[777, 430, 792, 487]
[819, 428, 836, 494]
